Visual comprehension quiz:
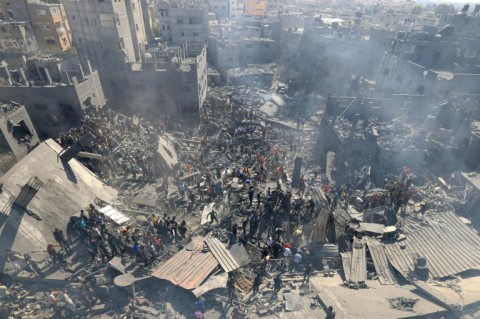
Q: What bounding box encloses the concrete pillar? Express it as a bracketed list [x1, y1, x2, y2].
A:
[0, 62, 12, 86]
[86, 60, 93, 74]
[71, 76, 79, 86]
[78, 63, 85, 79]
[21, 55, 28, 69]
[465, 132, 480, 170]
[18, 67, 29, 86]
[43, 67, 53, 85]
[291, 156, 303, 188]
[61, 71, 72, 85]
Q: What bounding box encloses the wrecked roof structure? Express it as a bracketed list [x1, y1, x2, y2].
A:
[381, 212, 480, 280]
[151, 236, 219, 290]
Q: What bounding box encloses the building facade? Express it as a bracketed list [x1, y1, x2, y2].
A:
[0, 20, 39, 55]
[61, 0, 146, 67]
[27, 1, 72, 53]
[244, 0, 266, 16]
[158, 0, 209, 45]
[229, 0, 244, 19]
[0, 0, 72, 54]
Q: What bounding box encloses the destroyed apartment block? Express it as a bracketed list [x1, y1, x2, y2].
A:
[0, 55, 106, 138]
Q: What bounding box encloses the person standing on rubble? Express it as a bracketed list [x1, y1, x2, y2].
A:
[252, 273, 261, 295]
[130, 162, 137, 179]
[325, 306, 336, 319]
[292, 251, 302, 272]
[24, 253, 44, 277]
[97, 238, 111, 262]
[196, 297, 206, 314]
[248, 186, 255, 206]
[231, 223, 238, 243]
[303, 263, 313, 284]
[108, 234, 119, 256]
[53, 228, 70, 253]
[208, 209, 219, 225]
[132, 242, 140, 260]
[47, 243, 59, 263]
[153, 235, 162, 254]
[6, 250, 23, 274]
[273, 274, 282, 295]
[169, 216, 179, 237]
[227, 276, 235, 304]
[242, 218, 248, 236]
[179, 220, 187, 238]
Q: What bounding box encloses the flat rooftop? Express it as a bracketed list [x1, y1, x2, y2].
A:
[0, 139, 117, 267]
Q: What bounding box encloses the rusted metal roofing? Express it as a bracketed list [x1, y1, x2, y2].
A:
[150, 236, 219, 290]
[364, 236, 398, 285]
[204, 236, 241, 273]
[384, 212, 480, 279]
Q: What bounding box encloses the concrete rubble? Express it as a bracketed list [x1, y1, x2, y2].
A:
[5, 31, 480, 319]
[0, 78, 480, 319]
[0, 77, 478, 319]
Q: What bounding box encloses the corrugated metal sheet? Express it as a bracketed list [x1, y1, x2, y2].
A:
[364, 236, 398, 285]
[99, 205, 130, 225]
[350, 237, 367, 283]
[308, 243, 339, 259]
[384, 212, 480, 279]
[204, 236, 241, 273]
[310, 186, 331, 243]
[360, 222, 385, 235]
[151, 236, 219, 289]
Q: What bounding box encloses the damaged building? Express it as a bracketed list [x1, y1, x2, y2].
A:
[0, 54, 105, 137]
[115, 44, 207, 118]
[0, 0, 72, 55]
[0, 101, 40, 176]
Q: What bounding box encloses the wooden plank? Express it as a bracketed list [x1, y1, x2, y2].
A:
[205, 237, 241, 273]
[364, 237, 397, 285]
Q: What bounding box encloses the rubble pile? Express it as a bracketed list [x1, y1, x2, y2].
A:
[388, 297, 419, 312]
[1, 70, 480, 319]
[0, 76, 334, 319]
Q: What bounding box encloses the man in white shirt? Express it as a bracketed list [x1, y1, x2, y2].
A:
[292, 252, 302, 272]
